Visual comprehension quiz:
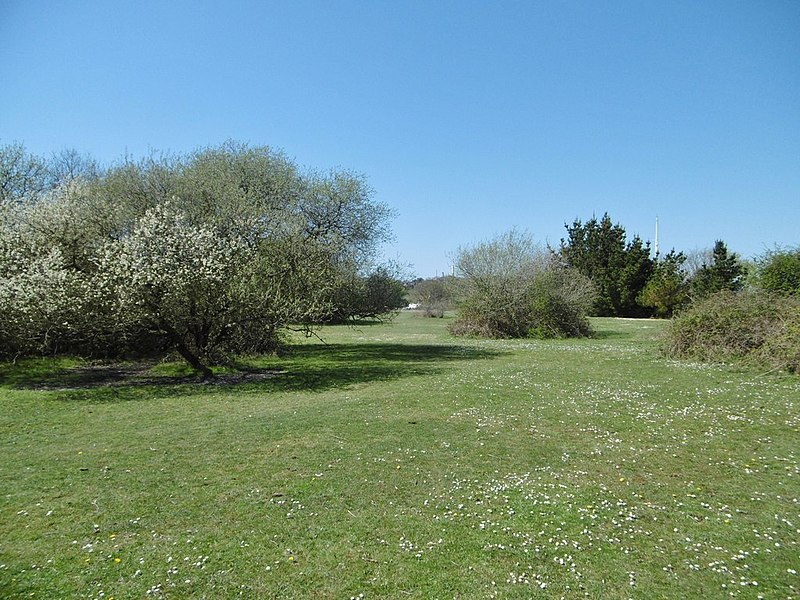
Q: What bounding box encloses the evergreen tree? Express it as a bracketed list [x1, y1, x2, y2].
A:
[690, 240, 744, 299]
[559, 213, 654, 317]
[638, 250, 689, 317]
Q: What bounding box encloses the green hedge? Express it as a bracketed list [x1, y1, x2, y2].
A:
[663, 290, 800, 373]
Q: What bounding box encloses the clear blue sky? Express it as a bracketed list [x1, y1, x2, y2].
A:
[2, 0, 798, 277]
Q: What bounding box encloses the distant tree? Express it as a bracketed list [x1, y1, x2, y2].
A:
[681, 247, 713, 280]
[410, 276, 456, 317]
[451, 230, 595, 338]
[690, 240, 745, 299]
[638, 250, 689, 317]
[360, 268, 407, 318]
[0, 142, 49, 204]
[327, 266, 407, 323]
[48, 148, 101, 187]
[559, 213, 654, 316]
[755, 246, 800, 295]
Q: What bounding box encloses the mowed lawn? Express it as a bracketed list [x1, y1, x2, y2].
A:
[1, 313, 798, 599]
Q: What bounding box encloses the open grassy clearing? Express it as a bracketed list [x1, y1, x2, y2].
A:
[1, 313, 798, 599]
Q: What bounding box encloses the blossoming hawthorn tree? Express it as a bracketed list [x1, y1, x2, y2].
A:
[0, 182, 118, 357]
[97, 201, 354, 378]
[0, 142, 395, 378]
[0, 246, 89, 356]
[96, 202, 247, 378]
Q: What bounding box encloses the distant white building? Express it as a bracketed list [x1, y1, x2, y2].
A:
[405, 303, 421, 310]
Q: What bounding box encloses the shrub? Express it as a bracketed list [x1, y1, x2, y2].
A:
[689, 240, 745, 299]
[409, 276, 456, 318]
[755, 247, 800, 295]
[663, 290, 800, 373]
[450, 231, 595, 339]
[526, 270, 594, 339]
[638, 250, 689, 318]
[325, 267, 407, 323]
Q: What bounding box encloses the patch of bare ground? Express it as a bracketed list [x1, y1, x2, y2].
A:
[27, 362, 284, 390]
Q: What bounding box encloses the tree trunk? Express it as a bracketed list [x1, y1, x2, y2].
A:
[174, 341, 215, 381]
[160, 320, 216, 380]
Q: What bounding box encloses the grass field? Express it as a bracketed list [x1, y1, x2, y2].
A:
[1, 313, 798, 599]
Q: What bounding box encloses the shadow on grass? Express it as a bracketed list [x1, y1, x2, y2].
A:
[267, 343, 501, 391]
[1, 343, 503, 403]
[591, 329, 631, 340]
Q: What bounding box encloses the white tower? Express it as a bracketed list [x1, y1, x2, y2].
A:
[654, 216, 660, 258]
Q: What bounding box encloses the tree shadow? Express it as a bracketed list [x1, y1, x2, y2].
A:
[261, 343, 501, 393]
[2, 343, 503, 403]
[591, 329, 630, 340]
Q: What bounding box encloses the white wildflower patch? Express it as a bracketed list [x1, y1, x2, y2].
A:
[406, 353, 800, 597]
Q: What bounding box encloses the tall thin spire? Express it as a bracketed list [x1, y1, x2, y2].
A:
[655, 216, 660, 257]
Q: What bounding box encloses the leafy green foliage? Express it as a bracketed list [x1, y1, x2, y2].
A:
[663, 290, 800, 373]
[755, 246, 800, 295]
[409, 276, 457, 317]
[526, 269, 594, 338]
[559, 213, 654, 316]
[638, 250, 689, 317]
[361, 269, 408, 317]
[326, 267, 407, 323]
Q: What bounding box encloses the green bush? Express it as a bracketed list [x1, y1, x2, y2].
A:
[449, 231, 595, 339]
[663, 290, 800, 373]
[755, 247, 800, 295]
[638, 250, 689, 318]
[526, 271, 594, 339]
[325, 267, 407, 323]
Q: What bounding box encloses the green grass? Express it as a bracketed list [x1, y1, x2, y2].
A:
[1, 313, 798, 599]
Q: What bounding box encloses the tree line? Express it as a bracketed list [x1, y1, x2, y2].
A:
[560, 213, 752, 318]
[408, 214, 798, 340]
[3, 139, 798, 372]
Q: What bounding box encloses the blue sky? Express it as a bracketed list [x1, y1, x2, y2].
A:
[2, 0, 798, 277]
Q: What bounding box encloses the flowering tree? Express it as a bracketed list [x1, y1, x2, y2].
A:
[0, 186, 116, 357]
[0, 143, 395, 377]
[0, 247, 89, 356]
[96, 202, 247, 378]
